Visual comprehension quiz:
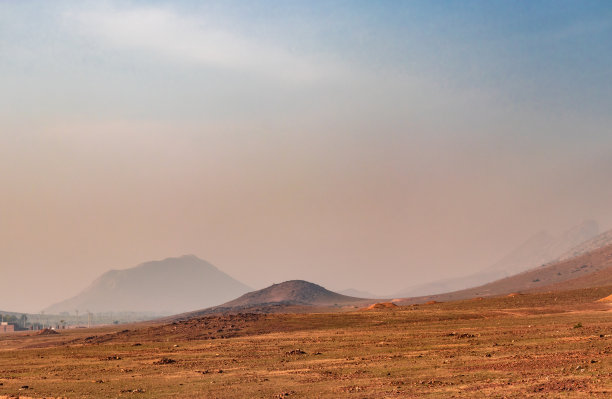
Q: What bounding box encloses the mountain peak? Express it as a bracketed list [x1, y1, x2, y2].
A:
[44, 256, 250, 315]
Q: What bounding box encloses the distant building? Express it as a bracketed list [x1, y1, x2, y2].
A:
[0, 322, 14, 333]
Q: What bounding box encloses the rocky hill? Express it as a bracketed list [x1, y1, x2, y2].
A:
[170, 280, 377, 320]
[222, 280, 370, 308]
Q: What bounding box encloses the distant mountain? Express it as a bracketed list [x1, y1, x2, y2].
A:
[554, 227, 612, 263]
[487, 220, 599, 276]
[393, 272, 501, 298]
[396, 241, 612, 305]
[338, 288, 378, 298]
[395, 220, 600, 297]
[44, 255, 250, 315]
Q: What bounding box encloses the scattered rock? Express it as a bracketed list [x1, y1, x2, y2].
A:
[153, 357, 176, 365]
[120, 388, 146, 393]
[458, 333, 476, 339]
[364, 302, 398, 310]
[285, 349, 307, 356]
[37, 328, 59, 336]
[447, 332, 476, 338]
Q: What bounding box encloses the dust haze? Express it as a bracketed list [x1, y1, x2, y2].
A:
[1, 1, 612, 313]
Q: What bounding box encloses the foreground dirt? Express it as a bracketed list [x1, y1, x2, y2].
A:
[1, 287, 612, 398]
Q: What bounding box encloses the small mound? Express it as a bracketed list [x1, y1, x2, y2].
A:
[37, 328, 60, 336]
[471, 297, 484, 301]
[425, 300, 441, 305]
[596, 294, 612, 302]
[365, 302, 398, 310]
[507, 293, 521, 297]
[220, 280, 366, 308]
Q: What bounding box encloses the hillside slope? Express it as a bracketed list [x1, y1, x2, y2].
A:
[44, 255, 250, 315]
[396, 220, 599, 297]
[554, 227, 612, 263]
[397, 241, 612, 304]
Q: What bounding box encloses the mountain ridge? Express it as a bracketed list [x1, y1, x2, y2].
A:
[395, 220, 600, 297]
[44, 255, 250, 315]
[396, 241, 612, 305]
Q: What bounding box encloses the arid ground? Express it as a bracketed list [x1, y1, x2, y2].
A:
[2, 287, 612, 398]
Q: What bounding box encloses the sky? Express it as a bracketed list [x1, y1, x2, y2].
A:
[2, 1, 612, 312]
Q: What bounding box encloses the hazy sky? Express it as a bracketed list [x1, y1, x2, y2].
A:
[2, 1, 612, 312]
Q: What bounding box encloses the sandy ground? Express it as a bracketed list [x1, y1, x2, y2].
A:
[1, 286, 612, 398]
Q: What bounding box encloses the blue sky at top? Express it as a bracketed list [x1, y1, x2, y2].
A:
[1, 1, 612, 311]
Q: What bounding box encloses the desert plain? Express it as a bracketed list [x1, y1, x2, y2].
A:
[2, 287, 612, 399]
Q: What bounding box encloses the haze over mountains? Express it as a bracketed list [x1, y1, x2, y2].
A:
[44, 255, 250, 315]
[397, 240, 612, 305]
[172, 225, 612, 317]
[396, 220, 600, 297]
[339, 288, 379, 298]
[555, 227, 612, 263]
[38, 221, 612, 320]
